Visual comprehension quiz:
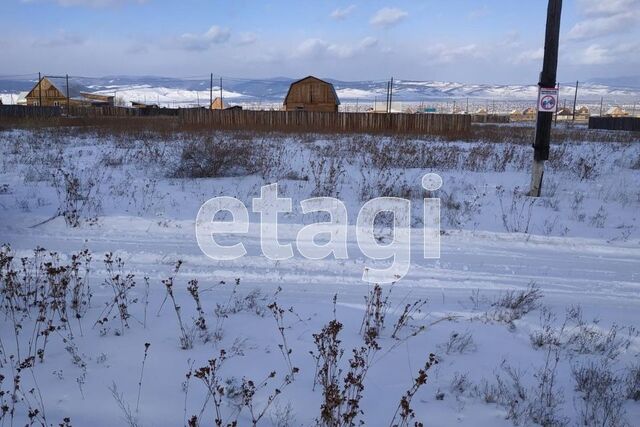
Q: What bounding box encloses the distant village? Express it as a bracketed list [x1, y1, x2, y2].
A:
[3, 74, 635, 122]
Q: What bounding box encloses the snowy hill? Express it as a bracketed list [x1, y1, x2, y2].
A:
[1, 75, 639, 106]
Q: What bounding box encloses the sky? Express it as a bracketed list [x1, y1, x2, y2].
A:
[1, 0, 639, 84]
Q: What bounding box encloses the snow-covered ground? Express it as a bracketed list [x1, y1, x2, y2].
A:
[0, 127, 639, 426]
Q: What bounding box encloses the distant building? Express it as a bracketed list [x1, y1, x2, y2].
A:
[131, 101, 159, 109]
[79, 92, 115, 107]
[210, 97, 226, 110]
[605, 106, 628, 117]
[521, 107, 537, 117]
[576, 106, 590, 117]
[475, 107, 488, 115]
[557, 107, 572, 116]
[210, 97, 242, 110]
[25, 76, 114, 107]
[283, 76, 340, 112]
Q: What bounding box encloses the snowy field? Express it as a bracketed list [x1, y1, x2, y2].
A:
[1, 125, 639, 426]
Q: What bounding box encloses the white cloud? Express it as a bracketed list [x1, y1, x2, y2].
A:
[330, 5, 356, 20]
[370, 7, 408, 28]
[513, 47, 543, 64]
[176, 26, 230, 51]
[424, 43, 482, 64]
[33, 30, 85, 47]
[577, 0, 639, 17]
[467, 5, 489, 20]
[567, 0, 640, 41]
[237, 32, 258, 46]
[572, 42, 640, 65]
[294, 37, 377, 59]
[567, 12, 639, 40]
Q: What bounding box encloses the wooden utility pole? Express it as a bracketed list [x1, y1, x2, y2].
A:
[385, 81, 390, 113]
[529, 0, 562, 197]
[600, 97, 604, 116]
[572, 80, 578, 121]
[219, 77, 223, 106]
[389, 77, 394, 113]
[38, 72, 42, 106]
[210, 73, 213, 107]
[66, 74, 70, 113]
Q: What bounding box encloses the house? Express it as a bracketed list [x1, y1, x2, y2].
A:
[522, 107, 537, 117]
[25, 76, 114, 107]
[26, 77, 78, 107]
[576, 106, 590, 117]
[80, 92, 114, 107]
[475, 107, 488, 115]
[131, 101, 159, 109]
[210, 97, 242, 110]
[210, 97, 226, 110]
[557, 107, 572, 116]
[605, 106, 628, 117]
[283, 76, 340, 112]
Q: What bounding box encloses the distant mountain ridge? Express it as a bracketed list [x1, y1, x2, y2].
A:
[1, 75, 639, 103]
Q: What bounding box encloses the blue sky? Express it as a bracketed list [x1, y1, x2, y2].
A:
[1, 0, 639, 83]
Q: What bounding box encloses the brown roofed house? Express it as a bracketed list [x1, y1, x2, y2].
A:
[283, 76, 340, 112]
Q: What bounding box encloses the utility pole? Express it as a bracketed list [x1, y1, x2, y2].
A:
[632, 102, 636, 117]
[600, 97, 604, 116]
[389, 77, 394, 113]
[219, 77, 223, 107]
[466, 97, 469, 113]
[385, 81, 390, 113]
[38, 72, 42, 107]
[66, 74, 70, 113]
[529, 0, 562, 198]
[572, 80, 578, 121]
[210, 73, 213, 108]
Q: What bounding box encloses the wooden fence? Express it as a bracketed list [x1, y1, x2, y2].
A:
[67, 106, 179, 117]
[470, 114, 510, 124]
[0, 105, 62, 119]
[178, 109, 470, 135]
[589, 116, 640, 132]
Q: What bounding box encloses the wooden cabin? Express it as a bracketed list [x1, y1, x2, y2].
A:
[26, 77, 76, 107]
[210, 97, 226, 110]
[605, 106, 629, 117]
[576, 106, 590, 117]
[283, 76, 340, 112]
[26, 77, 114, 107]
[131, 101, 159, 109]
[557, 107, 573, 116]
[80, 92, 114, 107]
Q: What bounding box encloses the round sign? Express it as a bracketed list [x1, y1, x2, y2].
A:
[540, 95, 556, 110]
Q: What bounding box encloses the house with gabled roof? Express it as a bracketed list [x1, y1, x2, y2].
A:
[283, 76, 340, 112]
[25, 76, 113, 107]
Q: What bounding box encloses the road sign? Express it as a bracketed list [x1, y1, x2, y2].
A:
[538, 86, 558, 112]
